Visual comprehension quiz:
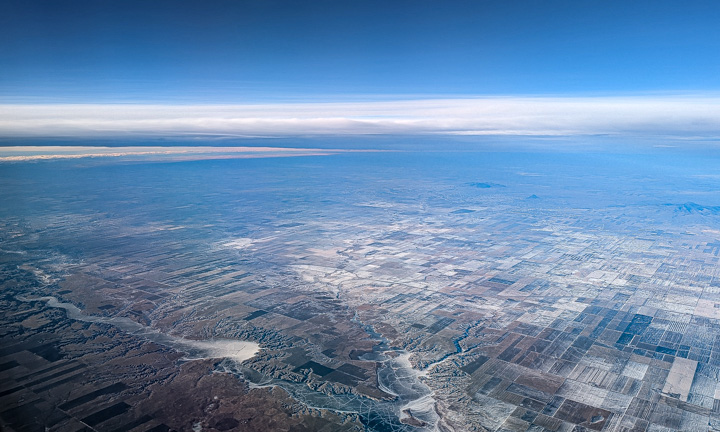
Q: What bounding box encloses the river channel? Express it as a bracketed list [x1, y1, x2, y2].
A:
[21, 295, 439, 431]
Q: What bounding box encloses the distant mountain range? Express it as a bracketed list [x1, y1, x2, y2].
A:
[668, 202, 720, 215]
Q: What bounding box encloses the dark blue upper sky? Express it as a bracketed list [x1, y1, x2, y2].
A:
[2, 0, 720, 102]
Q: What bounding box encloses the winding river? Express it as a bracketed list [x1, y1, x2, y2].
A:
[20, 295, 439, 431]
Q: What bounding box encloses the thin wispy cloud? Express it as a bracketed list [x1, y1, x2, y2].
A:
[0, 146, 355, 162]
[1, 96, 719, 138]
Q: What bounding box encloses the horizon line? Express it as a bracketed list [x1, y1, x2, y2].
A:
[1, 95, 720, 139]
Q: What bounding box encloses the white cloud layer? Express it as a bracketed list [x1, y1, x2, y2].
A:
[1, 96, 719, 137]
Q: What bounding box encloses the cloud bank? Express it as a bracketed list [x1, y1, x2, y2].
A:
[1, 96, 719, 138]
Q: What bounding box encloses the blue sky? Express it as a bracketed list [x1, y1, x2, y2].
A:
[2, 0, 720, 101]
[1, 1, 720, 138]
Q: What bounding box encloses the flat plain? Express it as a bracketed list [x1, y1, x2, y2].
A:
[2, 143, 720, 432]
